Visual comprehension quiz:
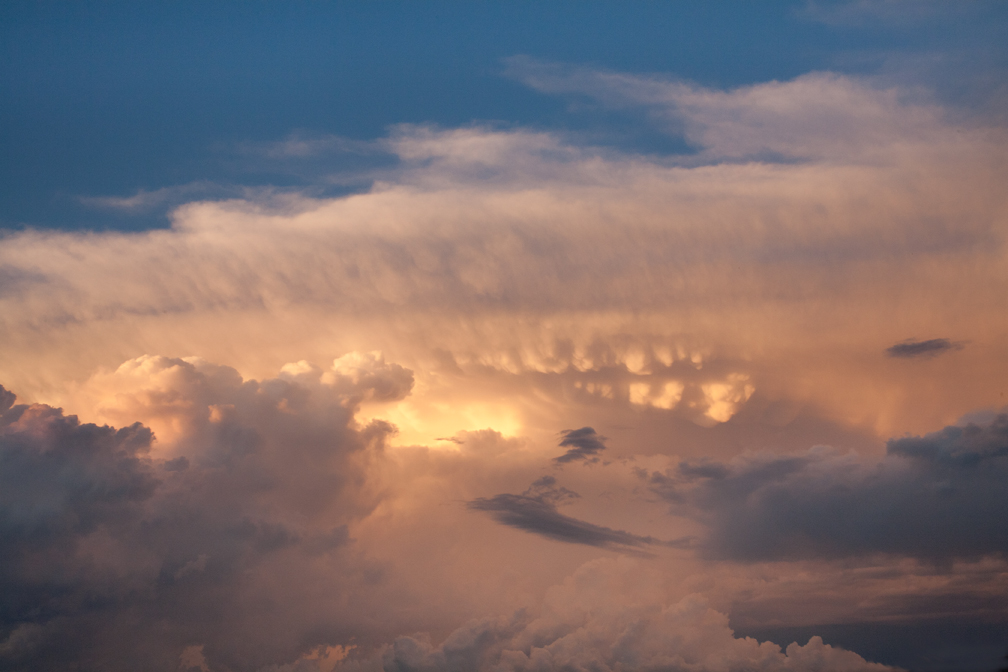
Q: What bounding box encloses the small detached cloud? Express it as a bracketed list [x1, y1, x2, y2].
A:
[554, 427, 607, 464]
[886, 338, 963, 359]
[468, 476, 660, 553]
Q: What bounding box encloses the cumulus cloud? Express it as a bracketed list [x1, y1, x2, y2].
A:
[0, 353, 410, 672]
[336, 558, 895, 672]
[646, 415, 1008, 562]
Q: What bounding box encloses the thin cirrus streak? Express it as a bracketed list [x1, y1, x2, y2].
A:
[467, 474, 693, 554]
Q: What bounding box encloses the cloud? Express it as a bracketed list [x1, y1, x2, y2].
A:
[885, 338, 963, 358]
[336, 557, 895, 672]
[1, 67, 1003, 442]
[647, 415, 1008, 562]
[238, 133, 381, 161]
[79, 182, 228, 214]
[0, 355, 407, 671]
[505, 58, 971, 164]
[0, 64, 1006, 671]
[553, 427, 607, 463]
[468, 476, 662, 553]
[796, 0, 958, 28]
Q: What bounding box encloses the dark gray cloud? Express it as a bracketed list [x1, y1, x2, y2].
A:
[553, 427, 607, 464]
[468, 476, 659, 552]
[885, 338, 962, 358]
[0, 361, 401, 672]
[646, 414, 1008, 563]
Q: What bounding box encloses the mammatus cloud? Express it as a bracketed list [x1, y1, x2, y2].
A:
[0, 353, 410, 672]
[335, 558, 896, 672]
[1, 69, 1004, 440]
[553, 427, 607, 463]
[468, 476, 662, 553]
[646, 415, 1008, 562]
[885, 338, 963, 359]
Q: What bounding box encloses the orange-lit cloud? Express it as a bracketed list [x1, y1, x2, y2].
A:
[1, 68, 1006, 670]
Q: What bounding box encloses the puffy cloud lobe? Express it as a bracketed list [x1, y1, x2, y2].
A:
[468, 477, 660, 553]
[649, 415, 1008, 562]
[553, 427, 607, 464]
[337, 558, 894, 672]
[0, 386, 157, 663]
[0, 354, 409, 671]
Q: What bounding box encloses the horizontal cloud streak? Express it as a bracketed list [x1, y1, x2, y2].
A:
[468, 476, 661, 552]
[885, 338, 962, 358]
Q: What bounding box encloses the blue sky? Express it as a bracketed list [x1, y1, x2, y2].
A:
[3, 1, 1005, 230]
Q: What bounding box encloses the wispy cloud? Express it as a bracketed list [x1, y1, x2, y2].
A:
[237, 133, 383, 160]
[79, 181, 229, 214]
[468, 476, 660, 553]
[504, 56, 963, 163]
[796, 0, 959, 28]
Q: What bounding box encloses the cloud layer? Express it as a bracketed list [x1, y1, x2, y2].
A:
[1, 70, 1005, 442]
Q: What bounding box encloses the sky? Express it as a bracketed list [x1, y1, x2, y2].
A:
[1, 2, 1007, 671]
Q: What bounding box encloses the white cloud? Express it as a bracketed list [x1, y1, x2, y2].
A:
[338, 558, 895, 672]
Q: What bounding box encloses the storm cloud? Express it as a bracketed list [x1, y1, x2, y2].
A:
[648, 415, 1008, 562]
[0, 353, 411, 672]
[0, 53, 1005, 671]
